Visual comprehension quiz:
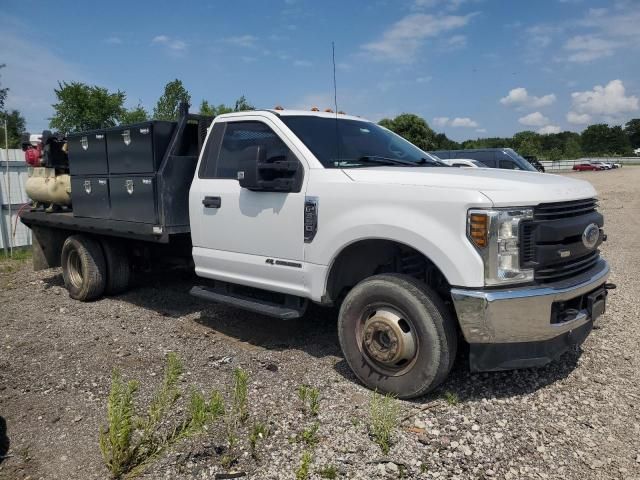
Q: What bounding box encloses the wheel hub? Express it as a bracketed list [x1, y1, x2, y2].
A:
[362, 309, 417, 368]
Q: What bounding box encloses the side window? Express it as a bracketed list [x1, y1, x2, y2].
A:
[199, 121, 294, 179]
[499, 160, 516, 169]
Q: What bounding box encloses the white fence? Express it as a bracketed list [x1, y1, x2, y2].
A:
[0, 149, 32, 253]
[541, 157, 640, 172]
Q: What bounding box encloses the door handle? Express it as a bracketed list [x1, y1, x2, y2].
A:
[202, 196, 222, 208]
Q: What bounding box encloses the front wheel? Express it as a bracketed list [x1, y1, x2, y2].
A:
[338, 274, 457, 399]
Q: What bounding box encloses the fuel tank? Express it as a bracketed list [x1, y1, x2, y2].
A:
[25, 167, 71, 206]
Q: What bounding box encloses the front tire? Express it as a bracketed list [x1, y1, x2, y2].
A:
[338, 274, 457, 399]
[61, 235, 107, 301]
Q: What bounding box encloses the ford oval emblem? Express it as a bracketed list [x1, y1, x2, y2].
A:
[582, 223, 600, 249]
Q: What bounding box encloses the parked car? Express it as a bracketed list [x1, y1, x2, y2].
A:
[430, 148, 538, 172]
[590, 161, 613, 170]
[573, 162, 603, 171]
[439, 158, 488, 168]
[20, 106, 612, 398]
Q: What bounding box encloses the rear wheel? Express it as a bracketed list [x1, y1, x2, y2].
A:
[61, 235, 106, 301]
[338, 274, 457, 399]
[100, 239, 131, 295]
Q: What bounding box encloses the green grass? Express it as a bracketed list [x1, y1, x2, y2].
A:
[296, 422, 320, 447]
[297, 384, 320, 416]
[0, 247, 32, 262]
[232, 368, 249, 425]
[249, 422, 270, 459]
[316, 464, 338, 479]
[369, 391, 400, 455]
[99, 353, 226, 479]
[295, 450, 313, 480]
[443, 391, 459, 406]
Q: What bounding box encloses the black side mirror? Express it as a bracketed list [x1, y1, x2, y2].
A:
[238, 147, 299, 192]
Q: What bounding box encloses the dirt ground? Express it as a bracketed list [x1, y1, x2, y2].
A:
[1, 168, 639, 480]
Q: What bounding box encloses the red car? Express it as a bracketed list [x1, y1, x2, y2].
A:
[573, 162, 604, 171]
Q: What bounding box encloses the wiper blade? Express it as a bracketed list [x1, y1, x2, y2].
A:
[357, 155, 417, 166]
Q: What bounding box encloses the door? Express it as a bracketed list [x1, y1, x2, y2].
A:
[189, 116, 308, 295]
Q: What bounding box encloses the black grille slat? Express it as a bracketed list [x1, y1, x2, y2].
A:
[534, 251, 600, 282]
[534, 198, 597, 221]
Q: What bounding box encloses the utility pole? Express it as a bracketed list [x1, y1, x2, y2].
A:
[3, 116, 12, 257]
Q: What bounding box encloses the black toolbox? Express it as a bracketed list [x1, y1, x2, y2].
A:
[106, 121, 175, 174]
[67, 130, 108, 175]
[70, 176, 110, 219]
[109, 174, 157, 223]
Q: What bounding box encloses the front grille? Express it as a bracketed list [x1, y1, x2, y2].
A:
[521, 198, 602, 283]
[534, 251, 600, 282]
[534, 198, 598, 221]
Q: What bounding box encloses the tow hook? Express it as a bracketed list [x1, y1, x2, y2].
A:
[604, 283, 616, 290]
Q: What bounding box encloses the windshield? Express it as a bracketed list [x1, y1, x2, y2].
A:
[503, 148, 537, 172]
[280, 116, 444, 168]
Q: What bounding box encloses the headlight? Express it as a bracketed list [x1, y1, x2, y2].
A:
[467, 208, 534, 285]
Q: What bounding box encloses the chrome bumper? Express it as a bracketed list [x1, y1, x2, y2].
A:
[451, 260, 610, 344]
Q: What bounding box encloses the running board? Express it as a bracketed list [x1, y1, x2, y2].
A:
[190, 283, 308, 319]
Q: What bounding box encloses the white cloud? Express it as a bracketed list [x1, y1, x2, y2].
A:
[105, 36, 122, 45]
[223, 35, 258, 48]
[568, 79, 639, 123]
[538, 125, 562, 134]
[566, 111, 591, 124]
[361, 13, 474, 62]
[518, 111, 550, 127]
[151, 35, 187, 54]
[416, 76, 432, 83]
[293, 60, 313, 67]
[413, 0, 475, 11]
[0, 28, 88, 131]
[564, 35, 619, 63]
[443, 34, 467, 50]
[450, 117, 479, 128]
[476, 128, 487, 133]
[433, 117, 450, 127]
[500, 87, 556, 108]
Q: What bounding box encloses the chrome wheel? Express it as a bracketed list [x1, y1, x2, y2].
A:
[67, 249, 83, 289]
[360, 306, 418, 375]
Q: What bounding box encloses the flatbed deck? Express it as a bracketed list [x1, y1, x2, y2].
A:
[21, 210, 189, 243]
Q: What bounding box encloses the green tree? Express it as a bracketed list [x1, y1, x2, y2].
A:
[50, 81, 125, 133]
[433, 132, 460, 150]
[0, 64, 8, 112]
[378, 113, 437, 151]
[623, 118, 640, 149]
[581, 124, 610, 155]
[1, 109, 26, 148]
[199, 100, 216, 117]
[153, 79, 191, 121]
[120, 104, 149, 124]
[233, 95, 254, 112]
[512, 131, 541, 157]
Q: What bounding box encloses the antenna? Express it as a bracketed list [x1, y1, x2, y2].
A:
[332, 41, 340, 164]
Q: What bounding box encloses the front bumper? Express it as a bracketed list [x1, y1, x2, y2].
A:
[451, 259, 609, 371]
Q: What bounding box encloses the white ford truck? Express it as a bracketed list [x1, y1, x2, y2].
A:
[21, 107, 612, 398]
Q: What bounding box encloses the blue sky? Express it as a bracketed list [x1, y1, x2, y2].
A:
[2, 0, 639, 140]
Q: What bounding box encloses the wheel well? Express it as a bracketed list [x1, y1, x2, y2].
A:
[325, 239, 451, 305]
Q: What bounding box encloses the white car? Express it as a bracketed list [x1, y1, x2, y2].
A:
[440, 158, 488, 168]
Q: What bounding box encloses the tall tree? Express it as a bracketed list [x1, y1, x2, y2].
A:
[153, 79, 191, 121]
[378, 113, 437, 151]
[50, 81, 125, 133]
[0, 64, 8, 112]
[1, 109, 26, 148]
[233, 95, 254, 112]
[624, 118, 640, 149]
[120, 103, 149, 124]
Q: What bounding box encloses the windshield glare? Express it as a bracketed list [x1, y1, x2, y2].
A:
[504, 148, 537, 172]
[280, 116, 443, 168]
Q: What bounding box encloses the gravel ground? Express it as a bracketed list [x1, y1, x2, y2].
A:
[1, 168, 639, 480]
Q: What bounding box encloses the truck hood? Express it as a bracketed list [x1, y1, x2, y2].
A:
[342, 167, 597, 206]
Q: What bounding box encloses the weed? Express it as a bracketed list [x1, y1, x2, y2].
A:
[99, 353, 225, 478]
[249, 422, 270, 458]
[99, 370, 139, 478]
[316, 464, 338, 479]
[220, 453, 238, 470]
[296, 422, 320, 447]
[443, 391, 459, 406]
[369, 391, 399, 455]
[295, 450, 313, 480]
[297, 384, 320, 416]
[420, 463, 428, 473]
[232, 368, 249, 425]
[0, 248, 32, 262]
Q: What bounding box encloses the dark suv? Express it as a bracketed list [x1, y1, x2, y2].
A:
[430, 148, 538, 172]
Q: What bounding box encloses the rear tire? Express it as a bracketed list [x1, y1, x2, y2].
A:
[100, 239, 130, 295]
[338, 273, 457, 399]
[61, 235, 106, 301]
